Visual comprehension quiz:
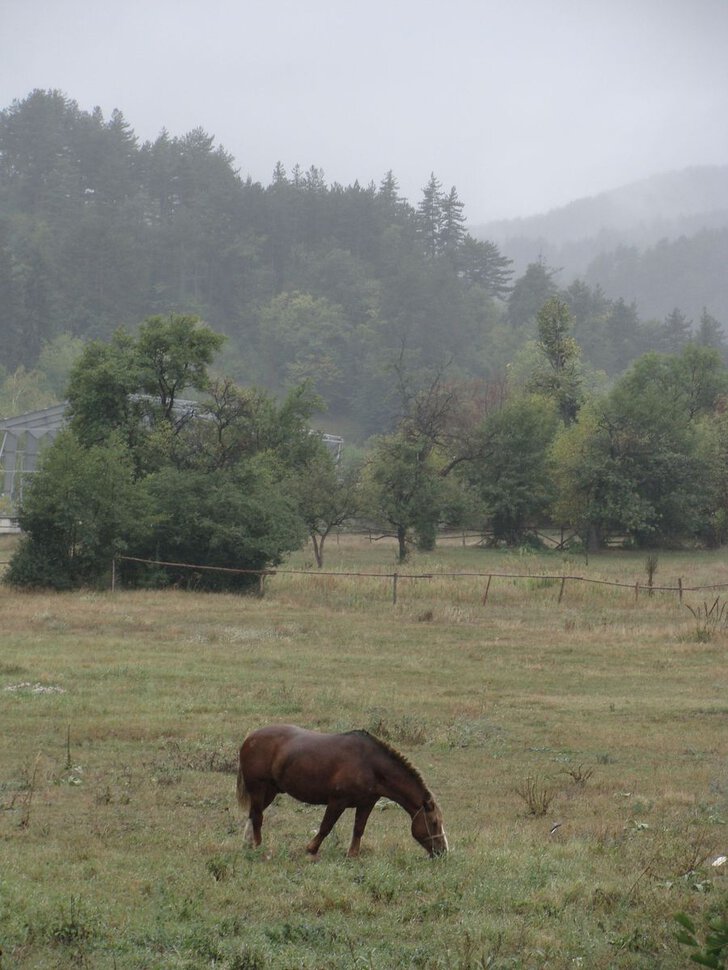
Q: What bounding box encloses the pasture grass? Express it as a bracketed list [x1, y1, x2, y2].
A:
[0, 535, 727, 967]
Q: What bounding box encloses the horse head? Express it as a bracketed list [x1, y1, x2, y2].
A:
[411, 796, 448, 856]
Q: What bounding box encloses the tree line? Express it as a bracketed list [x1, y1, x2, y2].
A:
[6, 304, 728, 591]
[2, 89, 725, 440]
[363, 297, 728, 558]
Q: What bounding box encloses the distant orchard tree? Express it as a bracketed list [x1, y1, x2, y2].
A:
[362, 432, 448, 561]
[293, 450, 362, 568]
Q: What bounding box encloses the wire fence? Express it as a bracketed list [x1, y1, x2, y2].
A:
[114, 555, 728, 606]
[3, 546, 726, 606]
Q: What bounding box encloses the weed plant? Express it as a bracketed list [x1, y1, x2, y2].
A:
[685, 596, 728, 642]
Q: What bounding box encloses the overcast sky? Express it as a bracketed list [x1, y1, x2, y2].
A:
[3, 0, 728, 223]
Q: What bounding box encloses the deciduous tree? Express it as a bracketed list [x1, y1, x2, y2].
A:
[362, 432, 448, 561]
[465, 395, 559, 545]
[293, 450, 361, 567]
[5, 430, 146, 589]
[528, 296, 584, 423]
[551, 346, 724, 548]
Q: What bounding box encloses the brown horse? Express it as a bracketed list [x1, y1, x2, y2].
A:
[237, 724, 448, 857]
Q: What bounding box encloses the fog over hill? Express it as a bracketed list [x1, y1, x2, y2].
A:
[472, 166, 728, 324]
[474, 165, 728, 277]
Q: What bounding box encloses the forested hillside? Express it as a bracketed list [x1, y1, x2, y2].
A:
[4, 90, 728, 574]
[584, 228, 728, 322]
[1, 90, 725, 437]
[476, 167, 728, 323]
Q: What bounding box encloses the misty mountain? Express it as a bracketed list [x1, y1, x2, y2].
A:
[475, 166, 728, 270]
[473, 166, 728, 324]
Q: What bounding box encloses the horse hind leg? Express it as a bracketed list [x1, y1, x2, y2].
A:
[244, 795, 264, 847]
[243, 817, 257, 846]
[244, 784, 277, 848]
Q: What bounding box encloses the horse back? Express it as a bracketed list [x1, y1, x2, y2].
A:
[240, 725, 380, 806]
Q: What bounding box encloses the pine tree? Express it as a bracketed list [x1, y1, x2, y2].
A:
[378, 170, 400, 206]
[417, 173, 443, 259]
[661, 307, 692, 354]
[439, 185, 467, 255]
[271, 161, 288, 185]
[459, 236, 513, 298]
[506, 260, 557, 328]
[695, 307, 725, 355]
[605, 297, 641, 373]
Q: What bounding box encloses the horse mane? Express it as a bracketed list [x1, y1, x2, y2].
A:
[348, 730, 431, 795]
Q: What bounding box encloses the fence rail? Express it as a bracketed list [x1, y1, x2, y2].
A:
[2, 549, 727, 604]
[114, 555, 728, 605]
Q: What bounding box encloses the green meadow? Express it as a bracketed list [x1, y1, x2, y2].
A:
[0, 535, 727, 968]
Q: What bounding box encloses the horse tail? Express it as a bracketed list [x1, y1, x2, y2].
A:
[236, 746, 250, 812]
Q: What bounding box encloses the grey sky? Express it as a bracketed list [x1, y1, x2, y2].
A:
[3, 0, 728, 222]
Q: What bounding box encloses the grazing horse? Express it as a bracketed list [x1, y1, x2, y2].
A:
[236, 724, 448, 857]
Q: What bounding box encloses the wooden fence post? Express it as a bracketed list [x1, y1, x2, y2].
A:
[558, 576, 566, 603]
[678, 577, 683, 602]
[635, 581, 640, 602]
[392, 572, 398, 605]
[482, 574, 493, 606]
[111, 557, 116, 593]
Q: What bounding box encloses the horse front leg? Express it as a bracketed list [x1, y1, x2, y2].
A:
[347, 799, 377, 858]
[306, 800, 347, 856]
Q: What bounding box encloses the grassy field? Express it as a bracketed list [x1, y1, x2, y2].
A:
[0, 534, 727, 968]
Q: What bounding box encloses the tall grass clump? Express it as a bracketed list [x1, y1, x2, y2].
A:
[685, 596, 728, 642]
[514, 775, 556, 816]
